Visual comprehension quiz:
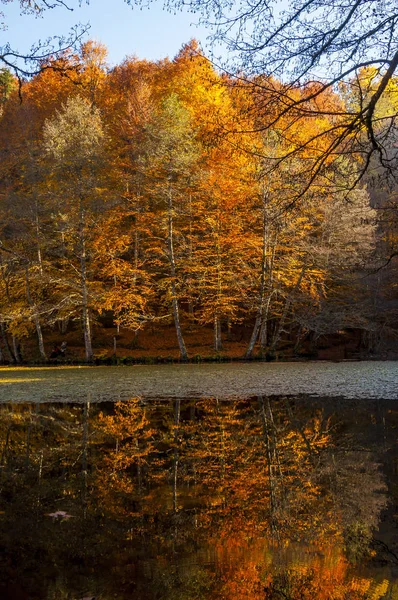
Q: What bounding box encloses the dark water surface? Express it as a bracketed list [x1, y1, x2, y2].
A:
[1, 361, 398, 401]
[0, 364, 397, 599]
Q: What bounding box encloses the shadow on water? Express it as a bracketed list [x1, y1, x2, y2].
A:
[0, 395, 397, 599]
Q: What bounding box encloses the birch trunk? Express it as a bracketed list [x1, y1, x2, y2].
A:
[213, 238, 223, 352]
[246, 197, 278, 357]
[25, 267, 47, 361]
[245, 208, 269, 358]
[259, 295, 272, 349]
[259, 238, 277, 351]
[187, 193, 195, 321]
[79, 199, 93, 362]
[34, 197, 43, 276]
[167, 188, 188, 361]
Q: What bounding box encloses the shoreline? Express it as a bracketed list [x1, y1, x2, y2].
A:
[0, 354, 395, 368]
[3, 324, 398, 367]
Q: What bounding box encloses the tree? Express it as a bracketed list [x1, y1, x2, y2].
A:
[0, 68, 15, 105]
[0, 37, 389, 360]
[191, 143, 254, 351]
[98, 57, 158, 337]
[143, 93, 201, 360]
[160, 0, 398, 204]
[0, 0, 88, 79]
[43, 95, 108, 361]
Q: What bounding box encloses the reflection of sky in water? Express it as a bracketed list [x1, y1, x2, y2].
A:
[1, 361, 398, 402]
[0, 397, 396, 599]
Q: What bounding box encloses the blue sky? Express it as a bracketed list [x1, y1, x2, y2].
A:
[2, 0, 214, 66]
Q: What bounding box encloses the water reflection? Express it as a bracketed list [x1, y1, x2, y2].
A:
[0, 397, 396, 599]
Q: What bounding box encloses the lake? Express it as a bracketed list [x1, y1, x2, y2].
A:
[1, 360, 398, 402]
[0, 362, 397, 599]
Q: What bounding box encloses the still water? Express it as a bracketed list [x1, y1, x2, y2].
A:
[0, 363, 397, 599]
[1, 361, 398, 401]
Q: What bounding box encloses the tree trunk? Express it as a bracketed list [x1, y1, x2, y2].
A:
[227, 317, 232, 341]
[133, 227, 139, 286]
[25, 267, 47, 361]
[246, 210, 278, 357]
[259, 238, 278, 351]
[245, 207, 269, 358]
[0, 322, 15, 364]
[0, 424, 12, 469]
[58, 317, 69, 335]
[246, 314, 262, 359]
[259, 296, 272, 349]
[167, 188, 188, 361]
[34, 198, 43, 276]
[187, 193, 195, 323]
[269, 265, 306, 355]
[293, 326, 306, 354]
[79, 199, 93, 362]
[214, 314, 222, 352]
[12, 335, 22, 364]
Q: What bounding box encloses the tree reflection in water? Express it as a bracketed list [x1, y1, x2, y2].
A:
[0, 396, 396, 599]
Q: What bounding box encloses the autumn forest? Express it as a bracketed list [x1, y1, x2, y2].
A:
[0, 39, 397, 363]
